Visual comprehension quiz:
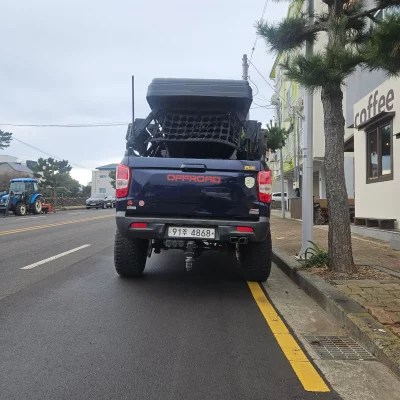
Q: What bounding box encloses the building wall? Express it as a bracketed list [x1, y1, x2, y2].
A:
[344, 154, 355, 199]
[346, 72, 387, 128]
[91, 170, 115, 196]
[354, 77, 400, 226]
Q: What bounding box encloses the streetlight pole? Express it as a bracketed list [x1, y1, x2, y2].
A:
[300, 0, 314, 255]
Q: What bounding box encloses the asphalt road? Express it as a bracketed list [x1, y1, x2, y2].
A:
[0, 210, 341, 400]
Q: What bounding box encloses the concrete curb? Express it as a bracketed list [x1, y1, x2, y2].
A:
[272, 247, 400, 377]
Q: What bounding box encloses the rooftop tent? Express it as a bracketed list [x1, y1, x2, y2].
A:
[133, 79, 254, 159]
[146, 78, 252, 117]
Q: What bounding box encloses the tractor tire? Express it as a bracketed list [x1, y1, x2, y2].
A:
[114, 231, 148, 278]
[16, 203, 27, 216]
[32, 199, 42, 215]
[239, 232, 272, 282]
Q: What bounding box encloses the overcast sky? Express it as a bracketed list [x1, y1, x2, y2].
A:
[0, 0, 287, 184]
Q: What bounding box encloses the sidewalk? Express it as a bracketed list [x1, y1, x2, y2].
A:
[270, 211, 400, 338]
[270, 211, 400, 274]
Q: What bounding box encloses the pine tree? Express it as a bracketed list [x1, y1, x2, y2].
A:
[257, 1, 400, 272]
[0, 130, 12, 150]
[31, 158, 72, 206]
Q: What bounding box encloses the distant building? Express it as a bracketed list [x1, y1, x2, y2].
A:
[0, 162, 33, 176]
[91, 163, 117, 196]
[25, 160, 38, 170]
[0, 155, 18, 163]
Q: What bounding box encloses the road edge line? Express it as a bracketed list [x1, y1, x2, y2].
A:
[247, 281, 330, 393]
[272, 246, 400, 379]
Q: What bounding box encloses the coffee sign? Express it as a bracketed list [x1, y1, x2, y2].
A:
[354, 89, 395, 128]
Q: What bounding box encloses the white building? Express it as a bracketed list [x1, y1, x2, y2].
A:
[268, 0, 355, 203]
[91, 164, 118, 196]
[352, 78, 399, 227]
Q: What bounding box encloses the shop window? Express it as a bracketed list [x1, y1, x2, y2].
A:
[366, 121, 393, 183]
[99, 188, 107, 193]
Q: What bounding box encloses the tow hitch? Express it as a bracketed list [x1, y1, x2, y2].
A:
[185, 241, 195, 272]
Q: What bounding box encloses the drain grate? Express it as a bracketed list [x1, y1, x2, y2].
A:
[303, 336, 375, 360]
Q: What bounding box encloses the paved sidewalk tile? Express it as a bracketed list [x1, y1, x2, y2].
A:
[270, 212, 400, 337]
[270, 213, 400, 273]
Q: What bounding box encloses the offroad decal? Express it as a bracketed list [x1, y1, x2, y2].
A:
[245, 177, 255, 189]
[167, 174, 221, 184]
[244, 166, 256, 171]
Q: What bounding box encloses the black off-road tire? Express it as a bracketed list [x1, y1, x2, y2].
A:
[239, 232, 272, 282]
[114, 231, 148, 277]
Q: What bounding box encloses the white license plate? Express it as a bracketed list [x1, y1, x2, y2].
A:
[168, 227, 215, 239]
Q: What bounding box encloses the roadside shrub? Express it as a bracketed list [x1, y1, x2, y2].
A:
[298, 241, 329, 269]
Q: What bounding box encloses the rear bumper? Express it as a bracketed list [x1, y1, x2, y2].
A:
[116, 212, 270, 242]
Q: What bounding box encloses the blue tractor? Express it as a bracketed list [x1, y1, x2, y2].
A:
[0, 178, 44, 216]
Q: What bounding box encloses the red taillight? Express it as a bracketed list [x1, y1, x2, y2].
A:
[236, 226, 254, 233]
[130, 222, 147, 229]
[257, 170, 272, 203]
[116, 164, 130, 198]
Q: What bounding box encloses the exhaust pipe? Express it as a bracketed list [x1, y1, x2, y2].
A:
[230, 237, 238, 243]
[239, 237, 248, 245]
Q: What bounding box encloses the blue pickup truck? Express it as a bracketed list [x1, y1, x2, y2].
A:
[114, 78, 272, 282]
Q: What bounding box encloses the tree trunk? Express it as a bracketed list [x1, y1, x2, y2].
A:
[321, 83, 356, 272]
[52, 187, 57, 208]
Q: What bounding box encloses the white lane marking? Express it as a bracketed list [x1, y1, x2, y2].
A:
[67, 212, 86, 215]
[15, 216, 44, 221]
[20, 244, 91, 270]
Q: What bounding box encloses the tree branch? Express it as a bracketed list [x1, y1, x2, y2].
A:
[349, 4, 390, 21]
[256, 18, 326, 53]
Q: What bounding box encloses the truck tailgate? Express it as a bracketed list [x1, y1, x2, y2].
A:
[126, 157, 262, 220]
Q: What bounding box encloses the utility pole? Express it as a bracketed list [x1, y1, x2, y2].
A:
[276, 102, 286, 218]
[132, 75, 135, 125]
[300, 0, 314, 255]
[242, 54, 250, 120]
[242, 54, 249, 81]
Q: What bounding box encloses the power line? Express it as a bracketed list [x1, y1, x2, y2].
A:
[12, 137, 92, 171]
[252, 101, 274, 109]
[249, 0, 269, 64]
[0, 122, 129, 128]
[249, 60, 286, 104]
[248, 77, 259, 98]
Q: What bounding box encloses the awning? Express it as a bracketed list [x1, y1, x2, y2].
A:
[357, 111, 395, 131]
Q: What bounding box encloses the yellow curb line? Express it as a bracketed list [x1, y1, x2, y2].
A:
[247, 281, 330, 393]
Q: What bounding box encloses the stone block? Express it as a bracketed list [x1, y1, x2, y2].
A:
[366, 306, 395, 325]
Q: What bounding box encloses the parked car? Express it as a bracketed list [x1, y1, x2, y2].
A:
[106, 193, 116, 208]
[86, 194, 113, 209]
[271, 192, 288, 202]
